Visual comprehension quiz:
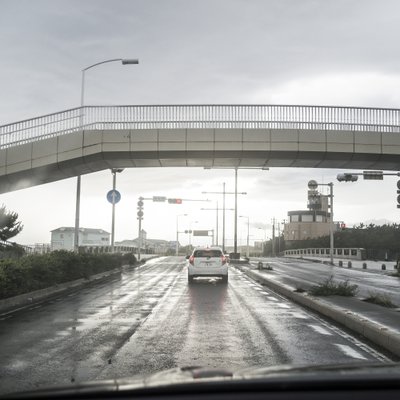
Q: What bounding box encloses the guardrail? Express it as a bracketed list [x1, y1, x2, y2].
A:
[2, 104, 400, 149]
[284, 247, 366, 260]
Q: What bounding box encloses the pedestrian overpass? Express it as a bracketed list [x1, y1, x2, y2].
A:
[1, 104, 400, 193]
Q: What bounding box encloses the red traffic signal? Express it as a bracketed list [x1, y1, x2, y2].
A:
[168, 198, 182, 204]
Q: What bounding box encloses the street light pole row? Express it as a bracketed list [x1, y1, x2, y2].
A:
[202, 181, 246, 254]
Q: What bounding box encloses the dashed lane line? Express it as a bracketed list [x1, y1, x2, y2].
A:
[309, 324, 333, 336]
[335, 344, 368, 360]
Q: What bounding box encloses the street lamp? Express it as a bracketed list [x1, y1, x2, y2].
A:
[188, 220, 199, 248]
[200, 201, 234, 248]
[239, 216, 250, 258]
[110, 168, 124, 253]
[74, 58, 139, 252]
[176, 214, 187, 256]
[309, 180, 334, 265]
[204, 167, 267, 257]
[257, 227, 267, 255]
[202, 181, 246, 255]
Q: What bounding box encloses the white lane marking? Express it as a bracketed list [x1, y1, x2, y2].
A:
[335, 344, 367, 360]
[309, 324, 333, 335]
[276, 303, 291, 309]
[291, 312, 309, 320]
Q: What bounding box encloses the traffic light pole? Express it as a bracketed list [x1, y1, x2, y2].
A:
[138, 216, 142, 261]
[329, 183, 334, 265]
[137, 197, 144, 261]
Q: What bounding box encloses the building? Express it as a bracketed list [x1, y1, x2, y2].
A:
[51, 227, 110, 251]
[116, 230, 179, 254]
[284, 183, 339, 242]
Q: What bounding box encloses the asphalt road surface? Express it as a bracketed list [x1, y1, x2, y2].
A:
[253, 257, 400, 304]
[0, 256, 392, 395]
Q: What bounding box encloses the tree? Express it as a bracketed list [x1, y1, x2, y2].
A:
[0, 205, 23, 242]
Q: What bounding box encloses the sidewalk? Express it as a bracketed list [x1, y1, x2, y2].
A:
[235, 264, 400, 358]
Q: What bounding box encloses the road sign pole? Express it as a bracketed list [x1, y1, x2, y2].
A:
[111, 171, 117, 253]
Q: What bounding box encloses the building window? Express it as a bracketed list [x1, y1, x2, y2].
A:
[291, 215, 299, 222]
[316, 215, 324, 222]
[302, 214, 313, 222]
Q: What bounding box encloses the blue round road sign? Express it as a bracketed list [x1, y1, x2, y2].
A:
[107, 190, 121, 204]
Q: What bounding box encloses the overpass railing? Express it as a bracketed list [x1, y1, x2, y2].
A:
[2, 104, 400, 149]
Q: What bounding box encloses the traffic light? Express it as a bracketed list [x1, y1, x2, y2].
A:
[397, 181, 400, 209]
[168, 198, 182, 204]
[137, 199, 144, 219]
[337, 173, 358, 182]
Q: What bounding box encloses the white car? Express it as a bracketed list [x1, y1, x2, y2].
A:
[187, 247, 228, 284]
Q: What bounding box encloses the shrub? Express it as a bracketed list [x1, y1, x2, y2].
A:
[364, 292, 397, 308]
[0, 251, 135, 299]
[309, 276, 358, 297]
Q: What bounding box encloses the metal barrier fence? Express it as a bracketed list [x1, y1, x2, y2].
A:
[2, 104, 400, 149]
[0, 240, 37, 254]
[284, 248, 366, 260]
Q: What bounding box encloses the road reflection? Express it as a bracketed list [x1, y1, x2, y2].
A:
[188, 278, 228, 317]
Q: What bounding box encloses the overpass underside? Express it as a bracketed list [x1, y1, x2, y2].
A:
[1, 128, 400, 193]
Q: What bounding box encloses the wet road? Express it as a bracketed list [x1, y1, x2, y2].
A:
[254, 257, 400, 303]
[0, 256, 392, 394]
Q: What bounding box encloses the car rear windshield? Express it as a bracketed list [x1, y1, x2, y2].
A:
[193, 250, 222, 257]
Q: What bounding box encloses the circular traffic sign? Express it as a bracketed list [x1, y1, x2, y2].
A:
[137, 200, 144, 207]
[107, 190, 121, 204]
[137, 210, 144, 217]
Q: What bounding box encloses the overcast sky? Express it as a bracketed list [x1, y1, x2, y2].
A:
[1, 0, 400, 247]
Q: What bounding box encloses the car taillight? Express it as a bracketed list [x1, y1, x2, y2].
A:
[221, 255, 227, 265]
[189, 255, 194, 265]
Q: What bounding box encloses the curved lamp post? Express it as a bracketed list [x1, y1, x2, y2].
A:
[74, 58, 139, 252]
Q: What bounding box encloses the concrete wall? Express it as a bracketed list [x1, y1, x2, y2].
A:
[2, 127, 400, 193]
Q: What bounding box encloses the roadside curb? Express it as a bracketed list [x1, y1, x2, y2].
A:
[236, 265, 400, 358]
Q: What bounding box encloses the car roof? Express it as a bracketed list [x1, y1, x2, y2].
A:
[193, 246, 223, 251]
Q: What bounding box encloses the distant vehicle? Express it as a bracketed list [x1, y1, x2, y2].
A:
[187, 247, 228, 284]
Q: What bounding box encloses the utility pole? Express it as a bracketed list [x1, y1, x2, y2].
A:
[271, 217, 276, 257]
[277, 222, 281, 255]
